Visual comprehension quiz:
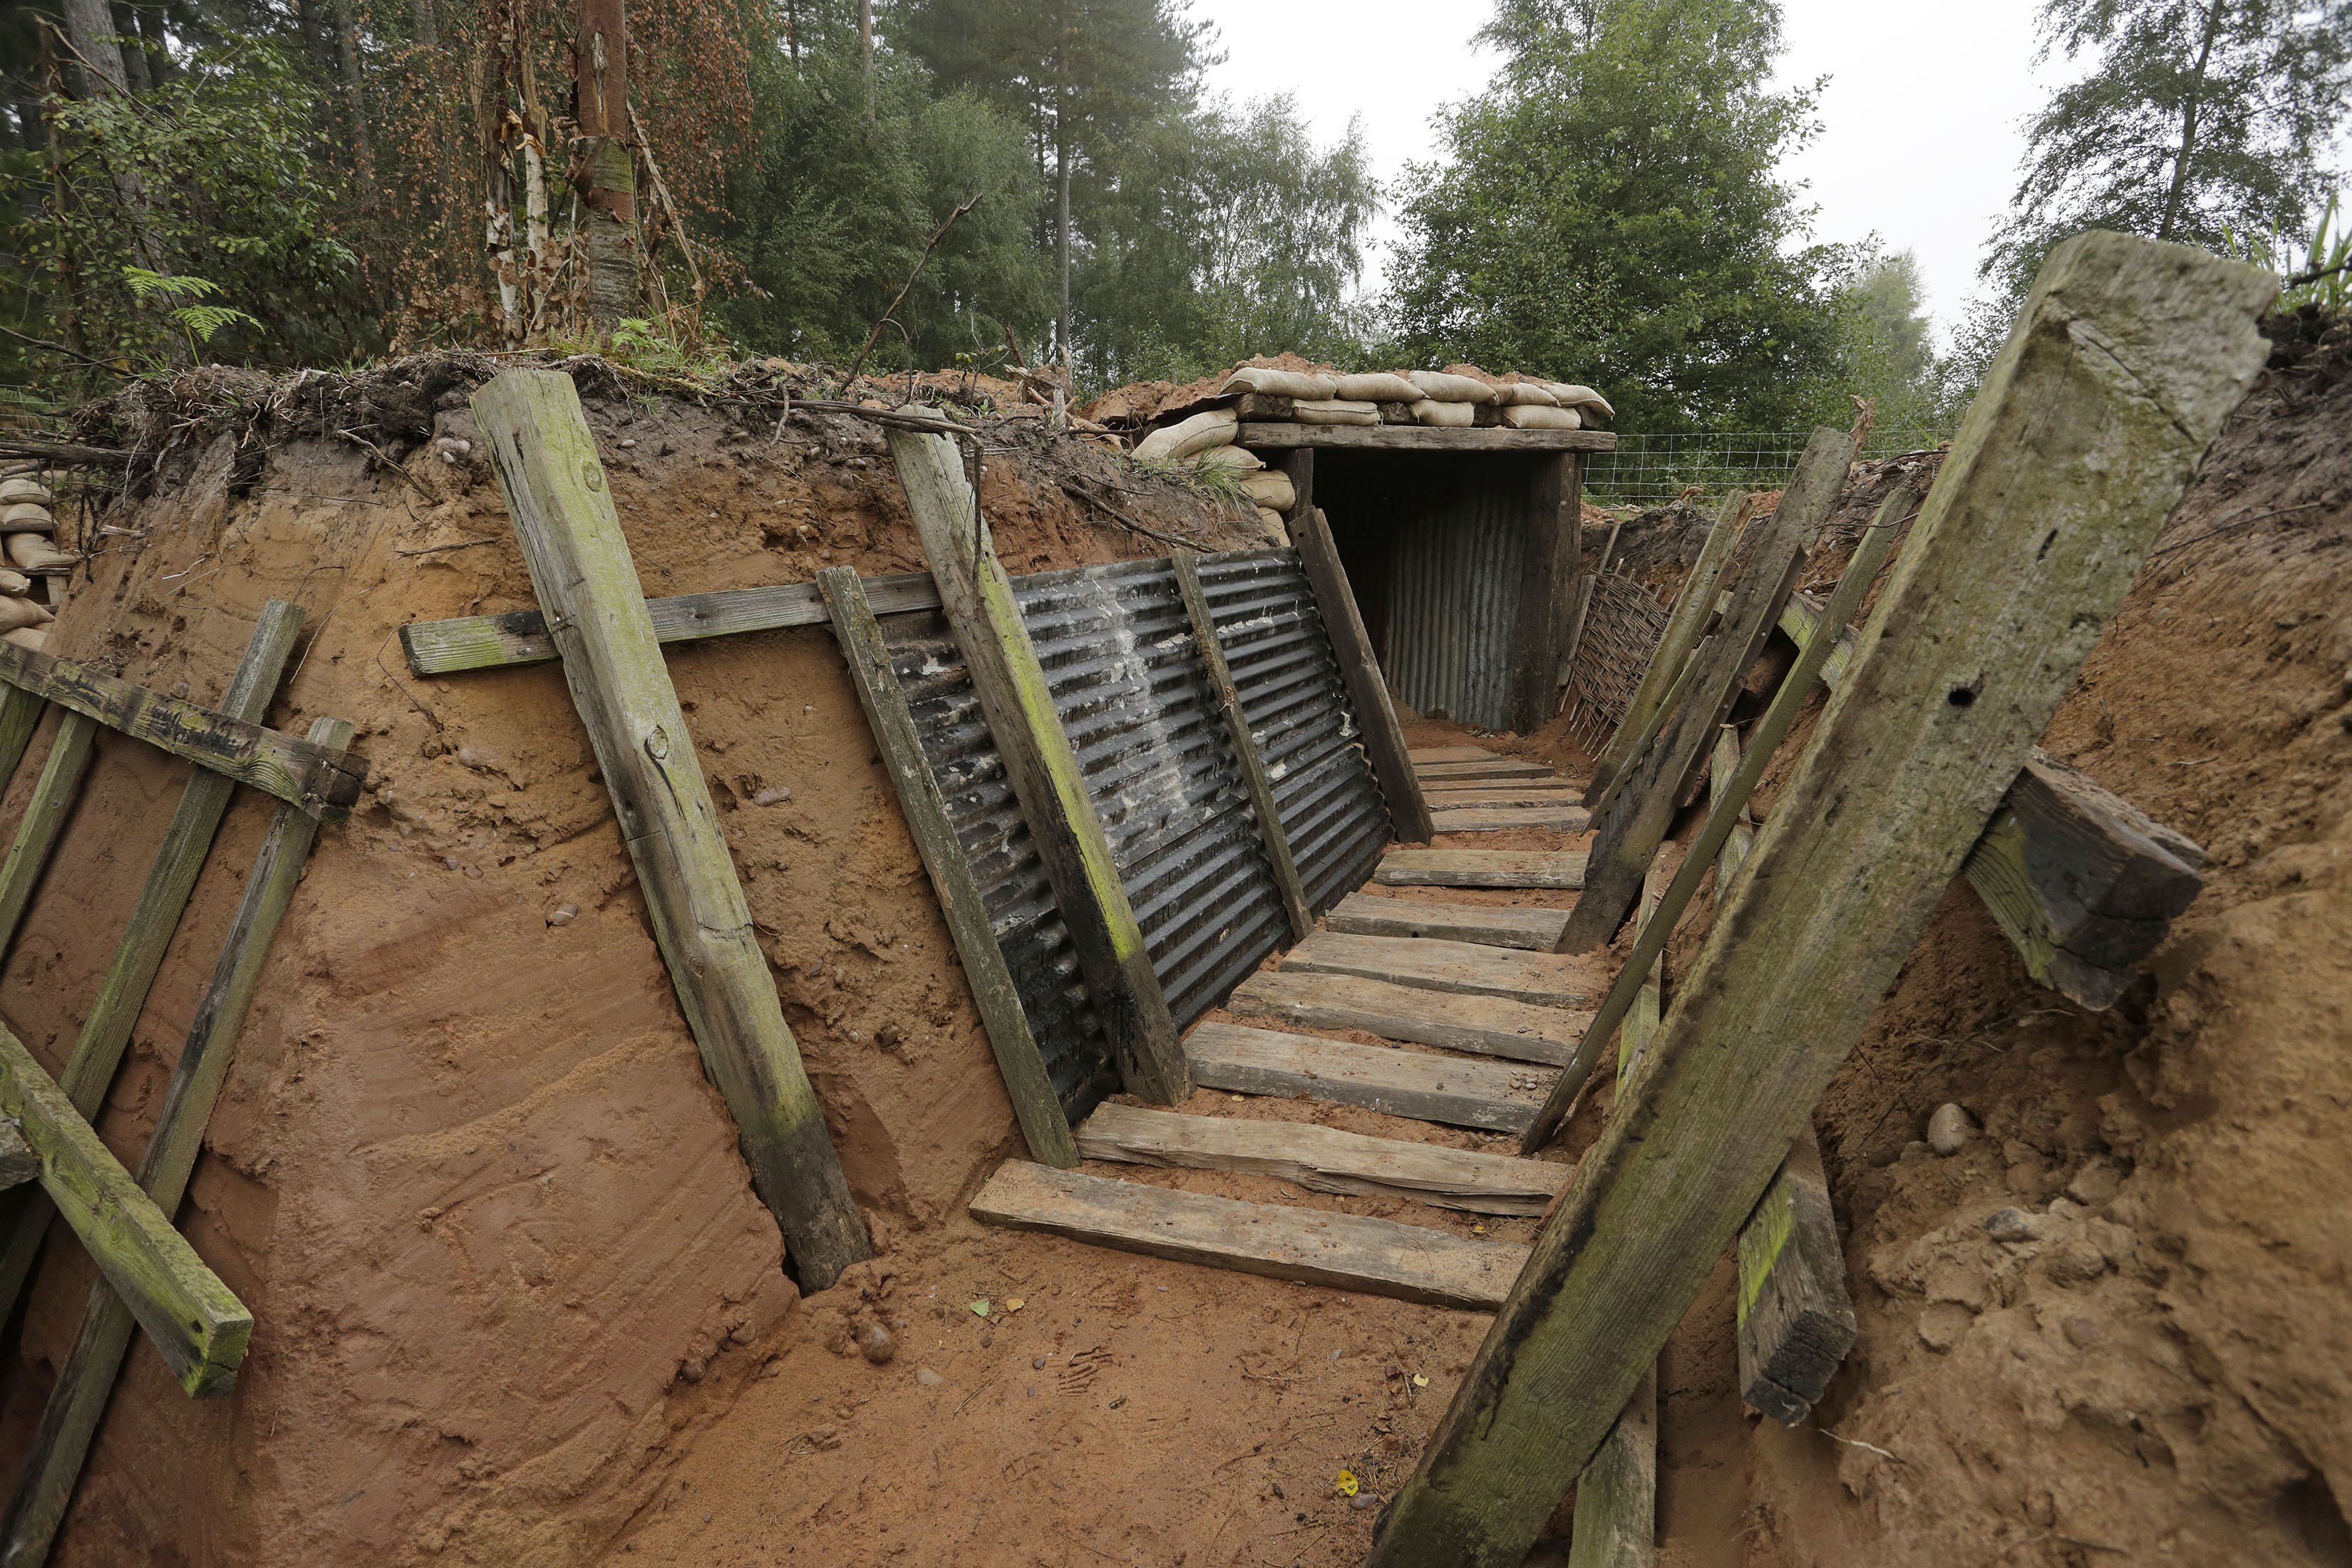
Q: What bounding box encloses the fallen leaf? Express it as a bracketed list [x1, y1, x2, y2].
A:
[1006, 1297, 1026, 1312]
[1412, 1374, 1428, 1388]
[970, 1299, 991, 1318]
[1336, 1469, 1359, 1498]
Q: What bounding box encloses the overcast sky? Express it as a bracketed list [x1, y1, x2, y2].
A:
[1190, 0, 2050, 349]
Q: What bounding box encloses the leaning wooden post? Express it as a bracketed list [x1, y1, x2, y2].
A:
[1366, 234, 2272, 1568]
[473, 369, 871, 1289]
[884, 425, 1190, 1104]
[0, 711, 99, 955]
[1509, 452, 1579, 734]
[1291, 506, 1434, 844]
[817, 567, 1080, 1169]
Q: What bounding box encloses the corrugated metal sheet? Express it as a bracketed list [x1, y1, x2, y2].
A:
[875, 547, 1390, 1125]
[1386, 472, 1527, 730]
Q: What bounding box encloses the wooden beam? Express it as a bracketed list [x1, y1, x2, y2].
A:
[0, 687, 45, 795]
[1777, 592, 1859, 691]
[885, 424, 1190, 1104]
[0, 642, 365, 820]
[398, 569, 947, 676]
[1279, 448, 1314, 530]
[1364, 232, 2272, 1568]
[1428, 804, 1592, 835]
[1584, 492, 1746, 807]
[0, 711, 98, 955]
[1228, 970, 1591, 1065]
[970, 1160, 1530, 1310]
[1566, 1368, 1656, 1568]
[1510, 453, 1579, 733]
[1416, 760, 1562, 783]
[817, 568, 1079, 1170]
[1410, 746, 1499, 764]
[0, 602, 305, 1322]
[1735, 1125, 1857, 1425]
[1326, 894, 1570, 951]
[0, 1124, 34, 1192]
[1237, 424, 1616, 453]
[1711, 726, 1756, 882]
[1375, 849, 1587, 889]
[1282, 932, 1597, 1009]
[1557, 430, 1849, 953]
[1173, 552, 1313, 941]
[1415, 787, 1584, 809]
[1185, 1023, 1551, 1134]
[1074, 1103, 1567, 1215]
[1291, 506, 1434, 844]
[473, 369, 871, 1290]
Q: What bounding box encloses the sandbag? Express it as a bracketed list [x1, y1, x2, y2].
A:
[0, 571, 30, 596]
[1291, 399, 1380, 426]
[1407, 371, 1497, 404]
[1332, 373, 1421, 403]
[1257, 508, 1290, 545]
[1541, 383, 1615, 418]
[1500, 404, 1582, 429]
[0, 596, 52, 634]
[1410, 399, 1476, 427]
[1133, 407, 1239, 463]
[1241, 471, 1296, 510]
[1, 627, 46, 652]
[0, 504, 53, 533]
[0, 479, 53, 506]
[6, 533, 74, 570]
[1195, 444, 1264, 472]
[1224, 366, 1339, 399]
[1493, 382, 1560, 407]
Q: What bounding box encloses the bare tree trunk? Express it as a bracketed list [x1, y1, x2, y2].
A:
[133, 4, 175, 85]
[2158, 0, 2225, 241]
[574, 0, 639, 331]
[108, 1, 153, 93]
[62, 0, 184, 362]
[61, 0, 128, 98]
[1055, 110, 1071, 368]
[330, 0, 372, 170]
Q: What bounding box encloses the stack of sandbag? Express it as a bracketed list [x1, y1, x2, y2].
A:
[1397, 370, 1619, 429]
[0, 474, 68, 651]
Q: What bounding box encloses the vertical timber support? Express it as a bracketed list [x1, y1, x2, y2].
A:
[473, 369, 871, 1289]
[1172, 551, 1313, 941]
[884, 426, 1190, 1105]
[1291, 506, 1433, 845]
[1735, 1124, 1857, 1424]
[1278, 448, 1314, 536]
[1510, 452, 1579, 734]
[0, 711, 100, 954]
[1368, 234, 2272, 1568]
[817, 567, 1080, 1169]
[0, 688, 46, 795]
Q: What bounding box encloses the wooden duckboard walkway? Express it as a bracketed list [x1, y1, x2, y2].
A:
[1075, 1103, 1565, 1215]
[1326, 894, 1571, 951]
[1376, 848, 1587, 889]
[972, 1160, 1530, 1310]
[1414, 787, 1587, 809]
[1186, 1024, 1552, 1133]
[1416, 760, 1560, 783]
[1282, 932, 1597, 1009]
[1430, 805, 1593, 834]
[1227, 971, 1590, 1066]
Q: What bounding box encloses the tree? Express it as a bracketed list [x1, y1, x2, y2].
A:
[1829, 251, 1944, 431]
[1387, 0, 1853, 430]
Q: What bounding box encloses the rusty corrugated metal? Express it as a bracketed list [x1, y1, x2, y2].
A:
[1386, 471, 1527, 730]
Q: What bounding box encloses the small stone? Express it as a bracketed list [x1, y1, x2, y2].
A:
[805, 1424, 843, 1450]
[2063, 1316, 2100, 1349]
[444, 857, 461, 871]
[1350, 1493, 1379, 1512]
[755, 786, 793, 806]
[1033, 1357, 1047, 1370]
[1329, 1348, 1343, 1361]
[916, 1367, 943, 1387]
[857, 1323, 896, 1365]
[2065, 1160, 2124, 1205]
[547, 904, 579, 927]
[1984, 1207, 2047, 1243]
[1926, 1103, 1972, 1156]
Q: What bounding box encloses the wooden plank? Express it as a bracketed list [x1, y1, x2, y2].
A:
[1186, 1022, 1551, 1133]
[0, 687, 45, 796]
[1584, 492, 1747, 807]
[969, 1160, 1531, 1310]
[817, 568, 1079, 1169]
[886, 425, 1191, 1105]
[0, 711, 98, 955]
[1326, 893, 1569, 951]
[1292, 506, 1433, 844]
[1557, 431, 1846, 953]
[1283, 931, 1596, 1009]
[0, 1124, 34, 1192]
[1735, 1125, 1857, 1425]
[1567, 1367, 1656, 1568]
[1237, 423, 1616, 454]
[398, 568, 947, 676]
[0, 641, 366, 820]
[1961, 748, 2207, 1009]
[1711, 726, 1756, 882]
[1074, 1103, 1567, 1216]
[473, 370, 871, 1290]
[1279, 448, 1314, 527]
[1174, 551, 1313, 941]
[1419, 760, 1564, 783]
[1430, 805, 1592, 835]
[1228, 970, 1591, 1066]
[1364, 232, 2273, 1568]
[1415, 787, 1584, 809]
[1410, 746, 1498, 764]
[1375, 849, 1586, 889]
[1525, 488, 1912, 1150]
[0, 602, 306, 1322]
[1778, 592, 1859, 691]
[1510, 452, 1579, 732]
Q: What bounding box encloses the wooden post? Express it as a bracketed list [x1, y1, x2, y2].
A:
[1510, 453, 1579, 734]
[1279, 448, 1314, 526]
[1366, 234, 2271, 1568]
[473, 369, 871, 1290]
[1556, 429, 1851, 954]
[0, 687, 45, 795]
[1291, 507, 1434, 844]
[884, 425, 1190, 1105]
[1522, 490, 1909, 1150]
[1583, 492, 1746, 807]
[817, 567, 1080, 1169]
[1735, 1124, 1857, 1424]
[1172, 552, 1313, 941]
[0, 712, 98, 954]
[1710, 726, 1756, 881]
[0, 602, 304, 1322]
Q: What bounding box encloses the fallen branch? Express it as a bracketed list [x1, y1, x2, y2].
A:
[836, 192, 981, 396]
[0, 325, 131, 377]
[0, 437, 131, 466]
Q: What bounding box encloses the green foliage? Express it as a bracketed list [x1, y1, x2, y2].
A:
[123, 267, 265, 360]
[2227, 188, 2351, 311]
[1386, 0, 1854, 431]
[1822, 251, 1946, 430]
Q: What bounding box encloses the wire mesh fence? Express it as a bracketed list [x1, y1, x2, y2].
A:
[1583, 429, 1953, 507]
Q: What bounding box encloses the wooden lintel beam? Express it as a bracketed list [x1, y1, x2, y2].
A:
[1236, 423, 1617, 453]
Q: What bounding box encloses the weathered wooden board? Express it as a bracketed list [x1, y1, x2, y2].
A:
[398, 568, 947, 675]
[1415, 787, 1584, 809]
[0, 1124, 34, 1192]
[1567, 1366, 1657, 1568]
[1186, 1023, 1550, 1133]
[0, 711, 98, 955]
[1735, 1126, 1857, 1425]
[971, 1160, 1531, 1309]
[1075, 1103, 1566, 1215]
[1430, 805, 1592, 835]
[1283, 932, 1596, 1009]
[1376, 849, 1587, 889]
[1365, 233, 2274, 1568]
[1326, 893, 1571, 951]
[1510, 452, 1581, 733]
[1228, 970, 1590, 1065]
[1238, 423, 1615, 454]
[1410, 746, 1498, 764]
[1417, 759, 1560, 783]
